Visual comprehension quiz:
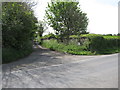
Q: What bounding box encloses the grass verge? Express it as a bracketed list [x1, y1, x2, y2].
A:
[41, 39, 120, 55]
[2, 47, 33, 64]
[41, 39, 94, 55]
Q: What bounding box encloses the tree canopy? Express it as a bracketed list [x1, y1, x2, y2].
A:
[45, 1, 88, 42]
[2, 2, 38, 50]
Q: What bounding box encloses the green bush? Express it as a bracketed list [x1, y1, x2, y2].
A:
[82, 34, 120, 54]
[82, 34, 104, 52]
[2, 2, 37, 50]
[103, 36, 120, 48]
[103, 36, 119, 39]
[42, 39, 64, 51]
[41, 33, 56, 39]
[2, 41, 33, 64]
[42, 34, 120, 55]
[2, 2, 37, 63]
[81, 34, 103, 37]
[42, 39, 93, 55]
[70, 35, 79, 39]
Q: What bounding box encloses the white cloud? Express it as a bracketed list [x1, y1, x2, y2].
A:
[79, 0, 118, 34]
[33, 0, 118, 35]
[33, 0, 50, 21]
[33, 0, 54, 35]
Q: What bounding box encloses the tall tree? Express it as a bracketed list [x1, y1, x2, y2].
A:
[2, 2, 38, 50]
[45, 1, 88, 43]
[37, 21, 46, 37]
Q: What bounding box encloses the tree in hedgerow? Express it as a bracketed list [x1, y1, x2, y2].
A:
[37, 21, 47, 37]
[33, 21, 45, 44]
[45, 1, 88, 43]
[2, 2, 38, 50]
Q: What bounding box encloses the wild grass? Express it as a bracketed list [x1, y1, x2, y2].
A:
[2, 41, 33, 64]
[42, 39, 94, 55]
[42, 39, 120, 55]
[2, 47, 33, 64]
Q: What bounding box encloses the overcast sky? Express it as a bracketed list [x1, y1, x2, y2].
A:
[33, 0, 119, 35]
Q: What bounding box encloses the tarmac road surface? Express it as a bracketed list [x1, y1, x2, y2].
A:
[2, 46, 118, 88]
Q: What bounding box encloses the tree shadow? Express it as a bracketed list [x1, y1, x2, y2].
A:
[2, 45, 65, 72]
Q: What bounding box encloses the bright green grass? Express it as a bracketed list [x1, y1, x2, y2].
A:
[42, 39, 120, 55]
[103, 36, 120, 39]
[42, 39, 94, 55]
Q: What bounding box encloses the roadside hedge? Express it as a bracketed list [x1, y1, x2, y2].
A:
[41, 34, 120, 54]
[82, 34, 120, 54]
[2, 41, 33, 64]
[41, 39, 93, 55]
[2, 2, 37, 64]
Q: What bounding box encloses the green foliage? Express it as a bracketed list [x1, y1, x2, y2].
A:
[42, 34, 120, 55]
[81, 34, 103, 37]
[103, 35, 120, 48]
[36, 21, 46, 37]
[103, 36, 120, 39]
[82, 34, 104, 51]
[41, 33, 57, 39]
[33, 21, 45, 44]
[42, 39, 93, 55]
[82, 34, 120, 54]
[2, 41, 33, 64]
[42, 39, 64, 51]
[69, 35, 79, 39]
[45, 1, 88, 42]
[2, 2, 37, 49]
[2, 2, 37, 63]
[118, 33, 120, 36]
[38, 23, 44, 37]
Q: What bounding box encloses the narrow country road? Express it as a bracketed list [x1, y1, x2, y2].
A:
[2, 45, 118, 88]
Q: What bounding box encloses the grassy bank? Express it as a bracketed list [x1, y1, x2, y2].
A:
[42, 39, 94, 55]
[2, 47, 33, 64]
[2, 41, 33, 64]
[41, 38, 120, 55]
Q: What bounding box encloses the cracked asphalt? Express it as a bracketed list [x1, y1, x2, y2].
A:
[2, 45, 118, 88]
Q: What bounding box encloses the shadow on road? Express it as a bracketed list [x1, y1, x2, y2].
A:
[2, 45, 97, 72]
[2, 45, 66, 72]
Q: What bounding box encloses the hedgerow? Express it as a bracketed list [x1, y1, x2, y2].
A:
[82, 34, 120, 54]
[41, 34, 120, 54]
